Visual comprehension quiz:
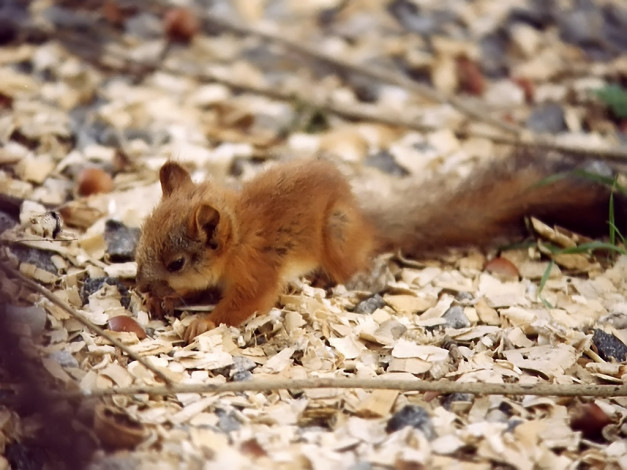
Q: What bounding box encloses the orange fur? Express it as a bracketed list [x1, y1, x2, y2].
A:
[136, 153, 621, 341]
[135, 159, 375, 341]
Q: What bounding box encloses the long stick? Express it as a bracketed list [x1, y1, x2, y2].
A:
[69, 377, 625, 398]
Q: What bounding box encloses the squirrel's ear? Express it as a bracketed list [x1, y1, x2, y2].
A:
[191, 203, 221, 249]
[160, 162, 192, 197]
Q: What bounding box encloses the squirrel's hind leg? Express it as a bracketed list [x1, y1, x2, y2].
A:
[320, 202, 376, 283]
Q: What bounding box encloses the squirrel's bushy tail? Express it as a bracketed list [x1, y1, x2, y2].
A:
[362, 150, 624, 257]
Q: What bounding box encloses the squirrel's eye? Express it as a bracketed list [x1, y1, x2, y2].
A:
[166, 257, 185, 273]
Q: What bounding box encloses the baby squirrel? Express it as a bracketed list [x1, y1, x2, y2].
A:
[135, 152, 622, 341]
[136, 159, 375, 341]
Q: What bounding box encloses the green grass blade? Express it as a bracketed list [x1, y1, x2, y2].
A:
[537, 260, 554, 309]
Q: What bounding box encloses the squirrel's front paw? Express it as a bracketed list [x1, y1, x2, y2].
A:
[144, 293, 178, 319]
[184, 317, 217, 342]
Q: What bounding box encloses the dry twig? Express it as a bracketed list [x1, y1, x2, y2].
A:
[0, 262, 173, 386]
[171, 65, 627, 162]
[69, 377, 627, 398]
[52, 20, 627, 162]
[197, 12, 522, 135]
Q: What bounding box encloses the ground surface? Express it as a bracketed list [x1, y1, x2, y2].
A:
[1, 1, 627, 469]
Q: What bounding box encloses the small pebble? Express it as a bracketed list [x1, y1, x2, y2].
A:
[508, 2, 553, 29]
[526, 103, 567, 134]
[353, 294, 386, 314]
[441, 393, 473, 410]
[442, 306, 471, 329]
[104, 220, 140, 263]
[455, 292, 474, 304]
[81, 276, 131, 309]
[232, 371, 253, 382]
[387, 0, 455, 35]
[364, 150, 409, 177]
[125, 12, 163, 39]
[10, 245, 57, 273]
[479, 31, 508, 78]
[232, 356, 257, 373]
[385, 405, 435, 439]
[216, 409, 241, 433]
[592, 329, 627, 362]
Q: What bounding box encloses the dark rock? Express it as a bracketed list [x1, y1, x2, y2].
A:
[385, 405, 435, 439]
[353, 294, 386, 314]
[592, 329, 627, 362]
[603, 5, 627, 52]
[443, 306, 471, 329]
[232, 356, 257, 373]
[123, 128, 161, 144]
[498, 401, 514, 416]
[125, 12, 163, 39]
[558, 2, 621, 60]
[232, 370, 253, 382]
[559, 1, 602, 46]
[508, 0, 555, 29]
[213, 365, 233, 379]
[387, 0, 456, 35]
[68, 106, 105, 147]
[365, 150, 409, 177]
[216, 409, 241, 433]
[525, 103, 567, 134]
[80, 277, 131, 309]
[9, 245, 57, 273]
[104, 220, 140, 262]
[352, 80, 379, 103]
[42, 5, 94, 31]
[479, 31, 509, 78]
[455, 291, 474, 304]
[441, 393, 473, 410]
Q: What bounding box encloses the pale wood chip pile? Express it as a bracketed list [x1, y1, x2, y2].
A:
[1, 0, 627, 469]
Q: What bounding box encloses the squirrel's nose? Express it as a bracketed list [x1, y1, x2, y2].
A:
[135, 271, 150, 293]
[135, 277, 172, 297]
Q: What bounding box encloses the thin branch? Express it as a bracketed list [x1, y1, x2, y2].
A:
[198, 13, 522, 135]
[52, 21, 627, 162]
[67, 377, 627, 398]
[0, 262, 173, 386]
[165, 64, 627, 163]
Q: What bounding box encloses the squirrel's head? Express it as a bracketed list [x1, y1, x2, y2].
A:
[135, 162, 233, 298]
